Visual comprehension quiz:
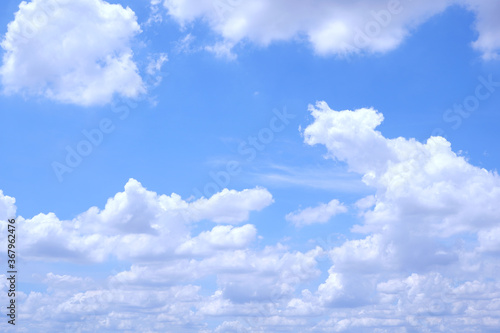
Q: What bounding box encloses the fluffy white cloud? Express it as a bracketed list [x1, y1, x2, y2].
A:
[286, 199, 347, 227]
[1, 179, 323, 331]
[0, 0, 145, 106]
[162, 0, 500, 59]
[300, 101, 500, 331]
[213, 246, 322, 303]
[0, 180, 323, 331]
[188, 187, 274, 224]
[304, 101, 500, 237]
[2, 178, 273, 262]
[111, 245, 322, 304]
[18, 283, 203, 332]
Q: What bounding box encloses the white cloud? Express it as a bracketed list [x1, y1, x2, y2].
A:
[176, 224, 257, 255]
[0, 0, 145, 106]
[478, 227, 500, 252]
[0, 179, 321, 331]
[213, 246, 322, 303]
[3, 102, 500, 331]
[464, 0, 500, 60]
[19, 284, 203, 332]
[205, 40, 237, 60]
[286, 199, 347, 227]
[303, 102, 391, 175]
[110, 244, 322, 304]
[1, 178, 273, 262]
[174, 33, 197, 54]
[300, 101, 500, 331]
[161, 0, 500, 59]
[214, 320, 249, 333]
[188, 187, 274, 224]
[0, 190, 16, 221]
[328, 234, 394, 274]
[316, 271, 376, 308]
[284, 290, 322, 317]
[253, 164, 367, 193]
[303, 101, 500, 237]
[146, 53, 168, 76]
[42, 273, 96, 297]
[354, 194, 376, 210]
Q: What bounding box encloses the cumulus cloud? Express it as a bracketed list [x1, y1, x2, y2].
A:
[286, 199, 347, 227]
[2, 179, 321, 331]
[0, 178, 323, 331]
[213, 246, 322, 303]
[18, 284, 203, 332]
[2, 102, 500, 331]
[300, 101, 500, 331]
[0, 0, 145, 106]
[1, 178, 273, 262]
[162, 0, 500, 59]
[111, 245, 322, 306]
[304, 101, 500, 237]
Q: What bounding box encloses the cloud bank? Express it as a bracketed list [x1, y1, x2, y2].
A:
[1, 103, 500, 331]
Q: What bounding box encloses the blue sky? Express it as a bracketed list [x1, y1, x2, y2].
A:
[1, 0, 500, 332]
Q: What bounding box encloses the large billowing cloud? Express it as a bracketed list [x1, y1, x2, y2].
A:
[162, 0, 500, 59]
[0, 0, 145, 106]
[304, 101, 500, 238]
[300, 101, 500, 332]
